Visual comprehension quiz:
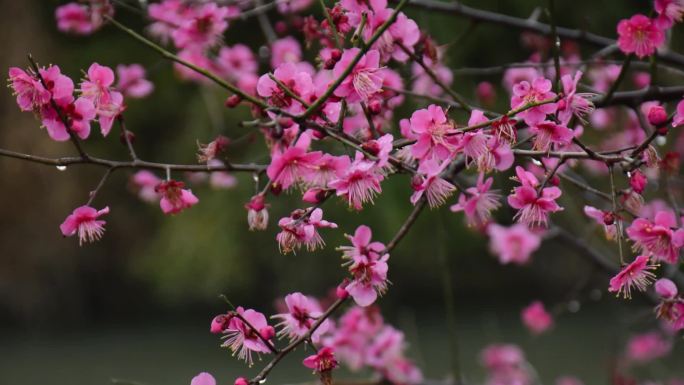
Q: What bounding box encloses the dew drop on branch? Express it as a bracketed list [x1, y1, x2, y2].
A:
[56, 165, 67, 171]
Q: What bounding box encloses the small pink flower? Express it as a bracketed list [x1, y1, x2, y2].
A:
[276, 208, 337, 253]
[80, 63, 124, 136]
[333, 48, 384, 102]
[55, 3, 94, 35]
[41, 97, 97, 141]
[190, 372, 216, 385]
[617, 14, 665, 58]
[197, 135, 230, 163]
[234, 377, 249, 385]
[115, 64, 153, 99]
[408, 104, 458, 161]
[221, 307, 274, 365]
[210, 313, 233, 334]
[626, 211, 684, 264]
[303, 347, 338, 372]
[655, 278, 678, 299]
[270, 37, 302, 69]
[626, 332, 672, 363]
[361, 134, 393, 169]
[672, 99, 684, 127]
[510, 77, 558, 125]
[557, 71, 595, 125]
[609, 255, 658, 299]
[655, 0, 684, 29]
[329, 152, 384, 210]
[155, 180, 199, 214]
[40, 65, 76, 103]
[60, 205, 110, 246]
[266, 134, 323, 190]
[257, 62, 314, 114]
[529, 120, 574, 151]
[507, 166, 563, 228]
[583, 205, 617, 240]
[272, 292, 331, 342]
[521, 301, 553, 335]
[245, 195, 269, 231]
[341, 225, 389, 307]
[476, 137, 514, 173]
[480, 344, 525, 371]
[487, 223, 541, 265]
[216, 44, 258, 82]
[451, 174, 501, 228]
[410, 158, 456, 208]
[8, 67, 51, 112]
[476, 81, 497, 106]
[171, 3, 229, 49]
[131, 171, 162, 203]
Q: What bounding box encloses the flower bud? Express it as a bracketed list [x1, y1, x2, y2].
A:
[368, 99, 382, 115]
[119, 130, 136, 146]
[225, 94, 242, 108]
[476, 81, 496, 106]
[655, 278, 678, 300]
[602, 211, 615, 226]
[629, 169, 647, 194]
[245, 195, 269, 231]
[234, 377, 249, 385]
[647, 105, 668, 127]
[210, 314, 231, 334]
[336, 279, 349, 299]
[260, 326, 275, 340]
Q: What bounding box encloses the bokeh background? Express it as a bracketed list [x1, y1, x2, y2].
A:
[1, 1, 683, 384]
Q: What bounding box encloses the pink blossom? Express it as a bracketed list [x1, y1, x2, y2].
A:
[521, 301, 553, 335]
[41, 97, 97, 141]
[477, 81, 497, 106]
[411, 57, 453, 98]
[276, 208, 337, 253]
[197, 135, 230, 163]
[216, 44, 258, 82]
[131, 171, 163, 203]
[361, 134, 393, 169]
[480, 344, 525, 371]
[329, 152, 384, 210]
[333, 48, 384, 102]
[408, 104, 458, 161]
[365, 325, 405, 368]
[175, 48, 214, 82]
[191, 372, 216, 385]
[266, 134, 322, 190]
[583, 206, 617, 240]
[672, 99, 684, 127]
[608, 255, 658, 299]
[308, 154, 350, 189]
[617, 14, 665, 58]
[655, 0, 684, 29]
[277, 0, 314, 13]
[487, 224, 541, 265]
[55, 3, 93, 35]
[476, 137, 514, 173]
[410, 158, 456, 208]
[272, 292, 331, 342]
[207, 160, 237, 190]
[557, 71, 595, 125]
[115, 64, 153, 98]
[303, 347, 338, 372]
[507, 166, 563, 227]
[451, 174, 501, 228]
[626, 332, 672, 363]
[221, 307, 274, 365]
[528, 121, 573, 153]
[155, 180, 199, 214]
[171, 3, 229, 49]
[8, 67, 51, 112]
[60, 205, 110, 246]
[655, 278, 678, 299]
[270, 37, 302, 69]
[257, 62, 314, 114]
[626, 211, 684, 264]
[245, 194, 269, 231]
[341, 225, 389, 307]
[80, 63, 124, 135]
[510, 77, 558, 125]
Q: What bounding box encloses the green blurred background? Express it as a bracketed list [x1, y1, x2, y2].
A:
[1, 1, 683, 384]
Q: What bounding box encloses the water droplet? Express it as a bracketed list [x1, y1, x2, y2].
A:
[656, 136, 667, 146]
[56, 165, 67, 171]
[531, 158, 542, 166]
[258, 379, 267, 384]
[567, 300, 581, 313]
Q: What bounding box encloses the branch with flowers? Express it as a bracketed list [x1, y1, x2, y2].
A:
[5, 0, 684, 384]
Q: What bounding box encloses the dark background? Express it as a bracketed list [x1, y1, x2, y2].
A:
[0, 1, 682, 384]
